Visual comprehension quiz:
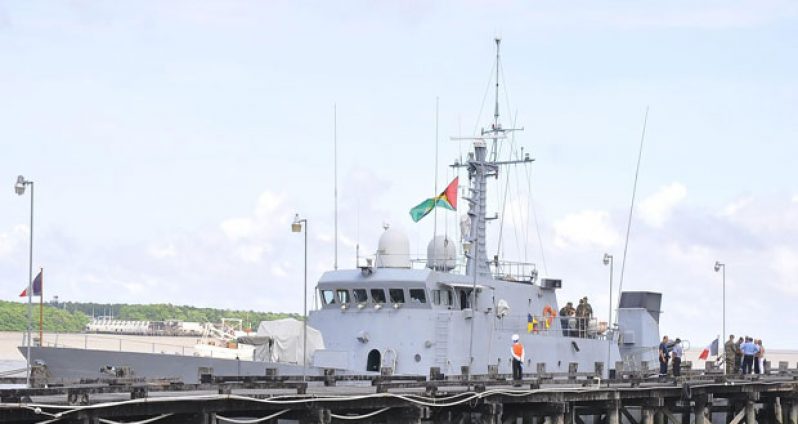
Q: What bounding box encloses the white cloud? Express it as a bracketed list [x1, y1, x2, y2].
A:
[271, 264, 288, 277]
[792, 194, 798, 204]
[553, 210, 619, 249]
[220, 191, 290, 242]
[638, 183, 687, 228]
[148, 243, 177, 259]
[254, 192, 285, 219]
[220, 217, 255, 241]
[722, 196, 753, 217]
[237, 245, 264, 263]
[769, 246, 798, 296]
[0, 225, 29, 257]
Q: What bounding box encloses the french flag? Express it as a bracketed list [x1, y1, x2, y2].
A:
[698, 337, 719, 360]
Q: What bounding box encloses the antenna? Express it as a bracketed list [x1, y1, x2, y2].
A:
[433, 97, 440, 255]
[334, 103, 338, 270]
[492, 38, 501, 161]
[615, 106, 650, 324]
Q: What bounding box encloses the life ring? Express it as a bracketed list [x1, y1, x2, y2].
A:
[542, 305, 557, 329]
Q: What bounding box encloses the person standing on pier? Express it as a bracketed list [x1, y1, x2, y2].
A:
[735, 337, 744, 373]
[754, 339, 765, 374]
[671, 338, 683, 377]
[740, 336, 759, 374]
[658, 335, 670, 379]
[511, 334, 525, 385]
[724, 335, 736, 375]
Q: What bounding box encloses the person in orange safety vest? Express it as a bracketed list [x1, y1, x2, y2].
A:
[511, 334, 525, 383]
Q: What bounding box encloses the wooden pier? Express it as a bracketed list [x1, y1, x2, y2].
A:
[0, 362, 796, 424]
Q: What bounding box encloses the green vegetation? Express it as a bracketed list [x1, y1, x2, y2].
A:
[0, 300, 90, 332]
[0, 300, 299, 332]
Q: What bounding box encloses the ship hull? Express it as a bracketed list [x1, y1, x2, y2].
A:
[21, 346, 314, 384]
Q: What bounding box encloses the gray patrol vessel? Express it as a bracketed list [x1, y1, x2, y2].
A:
[21, 39, 662, 384]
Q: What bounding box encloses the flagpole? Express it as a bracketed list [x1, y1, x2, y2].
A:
[26, 181, 34, 388]
[39, 268, 43, 346]
[432, 97, 440, 256]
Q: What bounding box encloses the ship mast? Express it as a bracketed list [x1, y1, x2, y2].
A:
[454, 38, 527, 278]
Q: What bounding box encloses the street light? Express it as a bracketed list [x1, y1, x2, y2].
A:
[603, 253, 614, 376]
[714, 260, 726, 373]
[292, 214, 308, 382]
[14, 175, 34, 387]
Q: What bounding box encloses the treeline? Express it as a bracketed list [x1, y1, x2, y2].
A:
[0, 300, 299, 333]
[0, 300, 90, 332]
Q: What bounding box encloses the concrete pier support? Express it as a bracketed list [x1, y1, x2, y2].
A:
[641, 407, 654, 424]
[606, 401, 620, 424]
[745, 400, 756, 424]
[694, 396, 708, 424]
[789, 400, 798, 424]
[773, 398, 784, 424]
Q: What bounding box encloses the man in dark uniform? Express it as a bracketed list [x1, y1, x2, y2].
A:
[658, 335, 670, 380]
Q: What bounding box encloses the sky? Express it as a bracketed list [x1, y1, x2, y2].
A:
[1, 1, 797, 348]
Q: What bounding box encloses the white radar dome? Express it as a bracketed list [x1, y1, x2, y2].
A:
[426, 235, 456, 271]
[376, 225, 410, 268]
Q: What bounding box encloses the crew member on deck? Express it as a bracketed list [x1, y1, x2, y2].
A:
[559, 302, 575, 337]
[658, 335, 670, 379]
[511, 334, 525, 385]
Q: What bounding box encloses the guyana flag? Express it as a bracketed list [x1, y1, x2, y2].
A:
[409, 177, 458, 222]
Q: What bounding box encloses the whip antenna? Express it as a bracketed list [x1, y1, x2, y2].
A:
[616, 106, 649, 323]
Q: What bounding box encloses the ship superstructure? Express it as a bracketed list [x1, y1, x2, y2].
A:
[309, 39, 660, 378]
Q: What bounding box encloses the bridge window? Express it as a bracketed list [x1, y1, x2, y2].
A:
[336, 289, 350, 304]
[389, 288, 405, 303]
[370, 289, 386, 304]
[352, 289, 368, 303]
[431, 289, 453, 306]
[409, 289, 427, 304]
[321, 290, 336, 305]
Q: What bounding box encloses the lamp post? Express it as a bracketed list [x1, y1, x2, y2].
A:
[292, 214, 308, 382]
[714, 260, 726, 373]
[603, 253, 614, 376]
[14, 175, 34, 387]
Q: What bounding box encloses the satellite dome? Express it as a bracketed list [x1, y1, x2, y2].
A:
[426, 235, 456, 271]
[376, 224, 410, 268]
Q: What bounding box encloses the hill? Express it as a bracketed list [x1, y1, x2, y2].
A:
[0, 300, 299, 333]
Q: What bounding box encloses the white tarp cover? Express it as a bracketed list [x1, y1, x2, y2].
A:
[254, 318, 325, 365]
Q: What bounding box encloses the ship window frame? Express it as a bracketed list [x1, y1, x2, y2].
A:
[409, 289, 427, 304]
[370, 288, 387, 304]
[389, 288, 405, 304]
[432, 289, 453, 306]
[321, 289, 336, 305]
[352, 288, 368, 304]
[336, 289, 350, 304]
